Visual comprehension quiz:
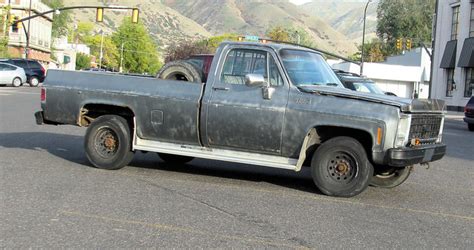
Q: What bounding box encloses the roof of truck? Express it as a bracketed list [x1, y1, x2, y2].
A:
[220, 41, 320, 54]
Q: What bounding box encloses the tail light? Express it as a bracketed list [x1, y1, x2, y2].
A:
[40, 87, 46, 102]
[41, 66, 46, 74]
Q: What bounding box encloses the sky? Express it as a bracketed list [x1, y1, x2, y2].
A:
[289, 0, 312, 5]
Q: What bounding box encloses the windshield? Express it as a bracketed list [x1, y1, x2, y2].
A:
[352, 81, 386, 95]
[280, 49, 342, 87]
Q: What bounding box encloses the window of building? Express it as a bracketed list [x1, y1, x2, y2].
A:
[470, 4, 474, 37]
[451, 5, 460, 40]
[446, 69, 455, 97]
[465, 68, 474, 97]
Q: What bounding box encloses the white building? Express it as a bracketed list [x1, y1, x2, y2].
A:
[332, 48, 432, 98]
[431, 0, 473, 111]
[1, 0, 53, 63]
[52, 36, 91, 70]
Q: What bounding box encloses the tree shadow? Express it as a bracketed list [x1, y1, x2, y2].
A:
[0, 132, 319, 194]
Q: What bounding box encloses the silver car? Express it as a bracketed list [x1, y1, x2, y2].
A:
[0, 62, 27, 87]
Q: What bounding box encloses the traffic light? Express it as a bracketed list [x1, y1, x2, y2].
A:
[396, 38, 402, 50]
[11, 16, 21, 33]
[96, 8, 104, 22]
[131, 8, 139, 23]
[406, 39, 412, 50]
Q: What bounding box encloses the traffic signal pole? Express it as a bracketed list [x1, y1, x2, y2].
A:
[10, 5, 139, 60]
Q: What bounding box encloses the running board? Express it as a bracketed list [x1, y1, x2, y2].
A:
[133, 137, 298, 171]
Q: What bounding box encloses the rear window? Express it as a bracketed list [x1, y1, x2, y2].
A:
[28, 60, 43, 69]
[12, 60, 27, 68]
[468, 97, 474, 105]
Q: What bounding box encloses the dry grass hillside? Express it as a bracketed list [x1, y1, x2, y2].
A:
[64, 0, 371, 56]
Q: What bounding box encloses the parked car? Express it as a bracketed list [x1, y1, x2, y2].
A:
[464, 96, 474, 131]
[333, 70, 396, 96]
[0, 62, 27, 87]
[0, 59, 45, 87]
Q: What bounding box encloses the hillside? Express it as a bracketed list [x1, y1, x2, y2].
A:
[162, 0, 357, 55]
[299, 0, 378, 43]
[65, 0, 364, 56]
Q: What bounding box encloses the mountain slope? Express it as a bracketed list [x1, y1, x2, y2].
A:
[163, 0, 357, 55]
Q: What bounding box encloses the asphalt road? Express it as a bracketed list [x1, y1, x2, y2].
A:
[1, 86, 473, 248]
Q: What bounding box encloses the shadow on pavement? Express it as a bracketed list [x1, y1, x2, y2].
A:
[0, 132, 89, 166]
[0, 132, 319, 194]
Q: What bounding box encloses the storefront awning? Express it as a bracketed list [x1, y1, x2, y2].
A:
[440, 40, 457, 69]
[458, 37, 474, 68]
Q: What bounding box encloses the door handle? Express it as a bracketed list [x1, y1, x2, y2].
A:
[212, 87, 229, 91]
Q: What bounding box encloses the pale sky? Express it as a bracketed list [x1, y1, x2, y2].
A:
[289, 0, 312, 5]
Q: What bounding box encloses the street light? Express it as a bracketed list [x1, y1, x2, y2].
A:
[360, 0, 372, 76]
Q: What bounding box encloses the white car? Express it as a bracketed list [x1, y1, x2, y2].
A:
[0, 62, 27, 87]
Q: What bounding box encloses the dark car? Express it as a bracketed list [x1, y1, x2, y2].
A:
[464, 96, 474, 131]
[333, 70, 395, 96]
[0, 59, 45, 87]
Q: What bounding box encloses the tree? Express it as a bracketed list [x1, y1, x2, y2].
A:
[86, 34, 119, 70]
[76, 52, 91, 70]
[197, 33, 239, 52]
[0, 6, 11, 58]
[266, 26, 315, 47]
[43, 0, 70, 38]
[111, 17, 161, 74]
[351, 38, 386, 62]
[164, 41, 210, 63]
[69, 22, 94, 44]
[376, 0, 435, 55]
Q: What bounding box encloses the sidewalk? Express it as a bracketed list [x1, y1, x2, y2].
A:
[445, 111, 464, 120]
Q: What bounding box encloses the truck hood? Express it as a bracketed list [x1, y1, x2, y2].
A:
[298, 86, 446, 113]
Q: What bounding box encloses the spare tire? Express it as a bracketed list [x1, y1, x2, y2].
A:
[157, 60, 203, 83]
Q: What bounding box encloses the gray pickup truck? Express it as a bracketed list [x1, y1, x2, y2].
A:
[35, 42, 446, 197]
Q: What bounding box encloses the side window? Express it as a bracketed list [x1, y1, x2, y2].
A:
[221, 49, 267, 85]
[0, 64, 6, 71]
[29, 61, 42, 69]
[13, 60, 27, 68]
[268, 56, 283, 86]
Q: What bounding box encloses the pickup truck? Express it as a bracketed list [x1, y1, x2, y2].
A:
[35, 42, 446, 197]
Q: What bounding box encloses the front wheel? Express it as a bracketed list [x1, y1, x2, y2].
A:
[311, 137, 373, 197]
[370, 166, 412, 188]
[84, 115, 134, 170]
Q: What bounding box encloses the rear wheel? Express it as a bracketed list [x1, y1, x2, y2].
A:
[29, 76, 39, 87]
[468, 124, 474, 131]
[158, 153, 194, 164]
[370, 166, 412, 188]
[84, 115, 134, 170]
[311, 137, 373, 197]
[12, 77, 22, 87]
[157, 60, 203, 83]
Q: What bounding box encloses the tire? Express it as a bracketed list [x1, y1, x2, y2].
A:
[157, 60, 203, 83]
[468, 124, 474, 131]
[29, 76, 39, 87]
[311, 136, 373, 197]
[370, 166, 412, 188]
[84, 115, 134, 170]
[158, 153, 194, 164]
[12, 77, 22, 87]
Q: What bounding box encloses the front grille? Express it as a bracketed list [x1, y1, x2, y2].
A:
[409, 115, 442, 143]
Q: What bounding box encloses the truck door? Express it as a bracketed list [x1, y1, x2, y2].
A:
[204, 47, 289, 155]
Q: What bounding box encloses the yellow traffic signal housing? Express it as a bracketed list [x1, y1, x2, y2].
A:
[131, 8, 139, 23]
[396, 38, 402, 50]
[11, 16, 20, 33]
[406, 39, 412, 50]
[96, 8, 104, 22]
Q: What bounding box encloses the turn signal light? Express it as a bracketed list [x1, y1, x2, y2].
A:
[40, 87, 46, 102]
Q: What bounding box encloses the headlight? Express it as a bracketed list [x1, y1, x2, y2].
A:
[394, 114, 411, 148]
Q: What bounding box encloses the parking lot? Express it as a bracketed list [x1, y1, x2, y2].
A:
[1, 86, 473, 248]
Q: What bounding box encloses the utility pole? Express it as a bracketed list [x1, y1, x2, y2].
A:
[25, 0, 32, 59]
[99, 30, 104, 70]
[360, 0, 372, 76]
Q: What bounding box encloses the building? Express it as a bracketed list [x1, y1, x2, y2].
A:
[52, 37, 92, 70]
[331, 47, 432, 99]
[1, 0, 53, 63]
[432, 0, 474, 111]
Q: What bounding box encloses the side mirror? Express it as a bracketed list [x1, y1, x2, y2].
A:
[245, 74, 266, 87]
